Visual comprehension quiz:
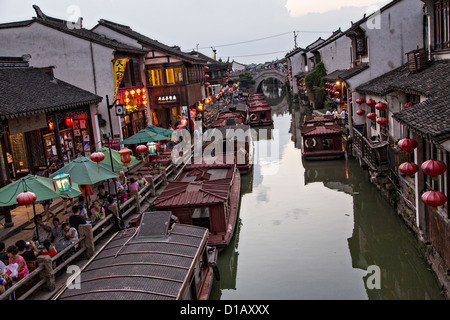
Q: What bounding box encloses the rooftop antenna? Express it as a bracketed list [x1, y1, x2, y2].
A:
[211, 47, 217, 60]
[293, 31, 298, 48]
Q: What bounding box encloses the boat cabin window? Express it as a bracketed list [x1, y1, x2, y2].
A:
[322, 136, 333, 150]
[260, 111, 267, 119]
[192, 207, 210, 229]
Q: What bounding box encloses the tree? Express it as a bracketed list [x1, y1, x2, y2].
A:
[234, 71, 255, 89]
[304, 62, 327, 109]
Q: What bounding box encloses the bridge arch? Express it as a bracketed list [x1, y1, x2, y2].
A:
[230, 69, 287, 93]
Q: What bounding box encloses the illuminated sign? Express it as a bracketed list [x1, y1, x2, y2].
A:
[158, 95, 178, 104]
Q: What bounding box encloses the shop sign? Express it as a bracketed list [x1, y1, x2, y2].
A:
[8, 113, 47, 135]
[158, 95, 178, 104]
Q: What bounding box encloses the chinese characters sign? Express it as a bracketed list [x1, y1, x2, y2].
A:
[8, 113, 47, 135]
[113, 58, 129, 101]
[157, 95, 178, 104]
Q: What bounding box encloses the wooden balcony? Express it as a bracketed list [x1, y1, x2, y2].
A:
[352, 127, 391, 172]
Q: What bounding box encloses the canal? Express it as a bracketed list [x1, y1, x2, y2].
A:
[210, 83, 445, 300]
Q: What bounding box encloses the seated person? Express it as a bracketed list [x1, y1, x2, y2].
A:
[40, 240, 58, 258]
[96, 185, 109, 204]
[128, 178, 139, 192]
[68, 205, 87, 231]
[90, 200, 105, 223]
[136, 173, 148, 188]
[33, 214, 53, 244]
[56, 223, 79, 248]
[51, 217, 63, 243]
[15, 240, 39, 262]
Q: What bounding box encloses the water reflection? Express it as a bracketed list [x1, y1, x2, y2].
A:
[210, 88, 444, 300]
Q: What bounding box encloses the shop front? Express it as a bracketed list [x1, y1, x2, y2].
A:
[3, 107, 96, 179]
[116, 87, 150, 139]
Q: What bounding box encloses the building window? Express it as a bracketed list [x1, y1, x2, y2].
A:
[165, 67, 183, 84]
[148, 69, 162, 86]
[434, 0, 450, 50]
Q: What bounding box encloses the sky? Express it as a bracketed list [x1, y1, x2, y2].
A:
[0, 0, 389, 65]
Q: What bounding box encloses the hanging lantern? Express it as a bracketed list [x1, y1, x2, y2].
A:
[204, 82, 210, 87]
[47, 120, 55, 131]
[366, 99, 376, 107]
[205, 74, 210, 79]
[398, 138, 418, 152]
[399, 162, 419, 192]
[404, 102, 414, 109]
[136, 145, 148, 155]
[16, 191, 37, 206]
[198, 103, 204, 111]
[356, 98, 365, 105]
[52, 172, 72, 194]
[367, 112, 377, 120]
[204, 66, 209, 71]
[90, 152, 105, 173]
[376, 117, 388, 125]
[421, 160, 447, 179]
[375, 102, 387, 111]
[180, 116, 188, 127]
[334, 91, 340, 96]
[118, 148, 132, 167]
[65, 117, 74, 127]
[356, 109, 366, 116]
[422, 190, 447, 212]
[349, 97, 353, 103]
[147, 142, 157, 155]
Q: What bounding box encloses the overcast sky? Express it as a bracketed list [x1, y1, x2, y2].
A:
[0, 0, 389, 65]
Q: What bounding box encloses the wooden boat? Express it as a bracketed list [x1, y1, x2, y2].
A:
[246, 94, 273, 127]
[53, 211, 219, 300]
[301, 115, 345, 160]
[152, 163, 241, 252]
[202, 124, 254, 174]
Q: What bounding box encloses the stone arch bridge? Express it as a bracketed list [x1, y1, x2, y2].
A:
[230, 68, 287, 93]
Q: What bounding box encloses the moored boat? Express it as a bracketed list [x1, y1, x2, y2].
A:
[301, 115, 345, 160]
[53, 211, 218, 300]
[246, 94, 273, 127]
[152, 163, 241, 251]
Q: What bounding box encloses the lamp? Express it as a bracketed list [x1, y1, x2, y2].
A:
[147, 142, 157, 155]
[52, 172, 72, 193]
[118, 148, 132, 167]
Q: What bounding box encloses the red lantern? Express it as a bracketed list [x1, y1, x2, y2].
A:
[180, 117, 188, 127]
[366, 99, 376, 107]
[136, 145, 148, 154]
[204, 82, 210, 87]
[204, 74, 210, 79]
[356, 109, 365, 116]
[404, 102, 414, 109]
[349, 97, 353, 103]
[398, 138, 418, 152]
[399, 162, 419, 176]
[375, 102, 387, 111]
[204, 66, 209, 71]
[376, 117, 388, 125]
[422, 190, 447, 212]
[16, 191, 37, 206]
[356, 98, 365, 105]
[65, 117, 74, 127]
[118, 148, 132, 166]
[421, 160, 447, 177]
[47, 120, 55, 131]
[90, 152, 105, 163]
[367, 112, 377, 120]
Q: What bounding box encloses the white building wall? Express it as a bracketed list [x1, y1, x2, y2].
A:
[319, 36, 352, 74]
[0, 22, 122, 143]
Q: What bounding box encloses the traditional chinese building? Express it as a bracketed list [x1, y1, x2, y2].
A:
[92, 19, 207, 128]
[0, 5, 149, 145]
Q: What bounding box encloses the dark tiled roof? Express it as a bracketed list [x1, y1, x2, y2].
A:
[357, 60, 450, 97]
[96, 19, 205, 64]
[393, 94, 450, 143]
[338, 63, 369, 80]
[188, 51, 230, 71]
[323, 69, 347, 81]
[0, 67, 102, 119]
[56, 218, 208, 300]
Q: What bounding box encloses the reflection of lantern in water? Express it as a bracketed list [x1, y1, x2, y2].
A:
[147, 142, 157, 155]
[52, 172, 72, 193]
[118, 148, 132, 166]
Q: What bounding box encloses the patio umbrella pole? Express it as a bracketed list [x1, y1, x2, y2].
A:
[32, 202, 39, 243]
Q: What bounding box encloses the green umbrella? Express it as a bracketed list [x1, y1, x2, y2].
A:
[0, 174, 82, 240]
[97, 147, 141, 172]
[50, 156, 118, 185]
[117, 130, 170, 145]
[143, 125, 174, 137]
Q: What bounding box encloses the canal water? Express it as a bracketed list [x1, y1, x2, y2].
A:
[210, 83, 444, 300]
